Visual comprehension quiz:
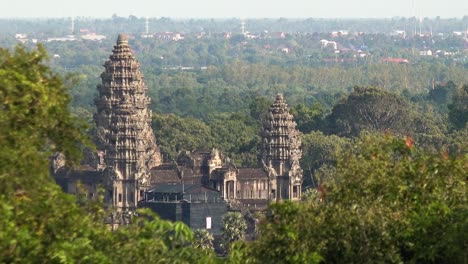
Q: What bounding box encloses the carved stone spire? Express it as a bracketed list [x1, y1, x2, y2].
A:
[94, 34, 161, 212]
[260, 94, 303, 201]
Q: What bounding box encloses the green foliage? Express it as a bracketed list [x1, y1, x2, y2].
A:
[326, 86, 415, 137]
[207, 113, 259, 167]
[0, 45, 215, 263]
[107, 209, 216, 264]
[152, 113, 213, 160]
[444, 126, 468, 155]
[0, 45, 89, 170]
[233, 135, 467, 263]
[0, 44, 98, 262]
[249, 96, 271, 121]
[427, 81, 456, 107]
[192, 229, 215, 252]
[229, 202, 323, 264]
[448, 84, 468, 130]
[290, 102, 325, 133]
[326, 86, 446, 144]
[300, 131, 350, 188]
[153, 112, 259, 166]
[221, 212, 247, 253]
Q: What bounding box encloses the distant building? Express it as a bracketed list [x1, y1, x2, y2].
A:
[81, 33, 107, 41]
[223, 32, 232, 39]
[139, 184, 227, 234]
[320, 39, 338, 50]
[141, 33, 154, 38]
[331, 31, 348, 37]
[155, 32, 184, 41]
[335, 30, 349, 36]
[271, 32, 286, 39]
[419, 50, 433, 56]
[53, 34, 162, 224]
[47, 35, 77, 42]
[15, 33, 28, 43]
[381, 57, 409, 64]
[245, 33, 259, 39]
[390, 30, 406, 38]
[15, 33, 27, 39]
[53, 34, 303, 227]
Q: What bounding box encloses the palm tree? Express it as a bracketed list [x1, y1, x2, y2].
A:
[220, 212, 247, 252]
[193, 229, 214, 251]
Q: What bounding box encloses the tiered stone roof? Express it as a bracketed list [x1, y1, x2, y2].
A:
[260, 94, 302, 176]
[94, 34, 161, 187]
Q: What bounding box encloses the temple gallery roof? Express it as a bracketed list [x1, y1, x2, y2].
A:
[237, 168, 268, 180]
[150, 165, 181, 184]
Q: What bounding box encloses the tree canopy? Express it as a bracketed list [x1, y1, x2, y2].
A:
[0, 45, 215, 263]
[448, 84, 468, 130]
[231, 135, 467, 263]
[326, 86, 416, 137]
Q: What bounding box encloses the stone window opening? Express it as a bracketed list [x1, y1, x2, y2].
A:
[293, 186, 298, 198]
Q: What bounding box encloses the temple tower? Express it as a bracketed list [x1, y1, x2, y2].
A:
[260, 94, 303, 201]
[94, 34, 161, 213]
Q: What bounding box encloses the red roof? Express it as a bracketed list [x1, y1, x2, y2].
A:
[381, 58, 409, 63]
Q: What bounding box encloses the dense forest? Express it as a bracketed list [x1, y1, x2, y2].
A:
[1, 18, 467, 263]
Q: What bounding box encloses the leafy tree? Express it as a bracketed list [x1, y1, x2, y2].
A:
[232, 134, 467, 263]
[427, 81, 456, 107]
[208, 113, 259, 167]
[193, 229, 215, 252]
[444, 126, 468, 155]
[290, 102, 325, 133]
[107, 209, 215, 264]
[326, 86, 415, 137]
[152, 113, 213, 161]
[448, 84, 468, 130]
[249, 96, 271, 122]
[153, 112, 259, 166]
[300, 131, 349, 188]
[221, 212, 247, 253]
[0, 45, 215, 263]
[0, 44, 98, 262]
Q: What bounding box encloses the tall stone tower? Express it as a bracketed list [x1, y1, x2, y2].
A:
[260, 94, 303, 201]
[94, 34, 161, 213]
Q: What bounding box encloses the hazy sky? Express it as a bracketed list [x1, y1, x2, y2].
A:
[1, 0, 467, 18]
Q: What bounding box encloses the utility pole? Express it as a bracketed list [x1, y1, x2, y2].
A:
[145, 16, 149, 34]
[71, 17, 75, 34]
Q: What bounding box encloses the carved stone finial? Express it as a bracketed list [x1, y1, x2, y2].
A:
[117, 34, 128, 43]
[276, 93, 284, 102]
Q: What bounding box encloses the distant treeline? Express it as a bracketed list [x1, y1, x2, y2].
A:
[67, 60, 468, 118]
[1, 16, 467, 36]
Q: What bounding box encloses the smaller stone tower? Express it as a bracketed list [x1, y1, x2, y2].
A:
[260, 94, 303, 201]
[94, 34, 161, 213]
